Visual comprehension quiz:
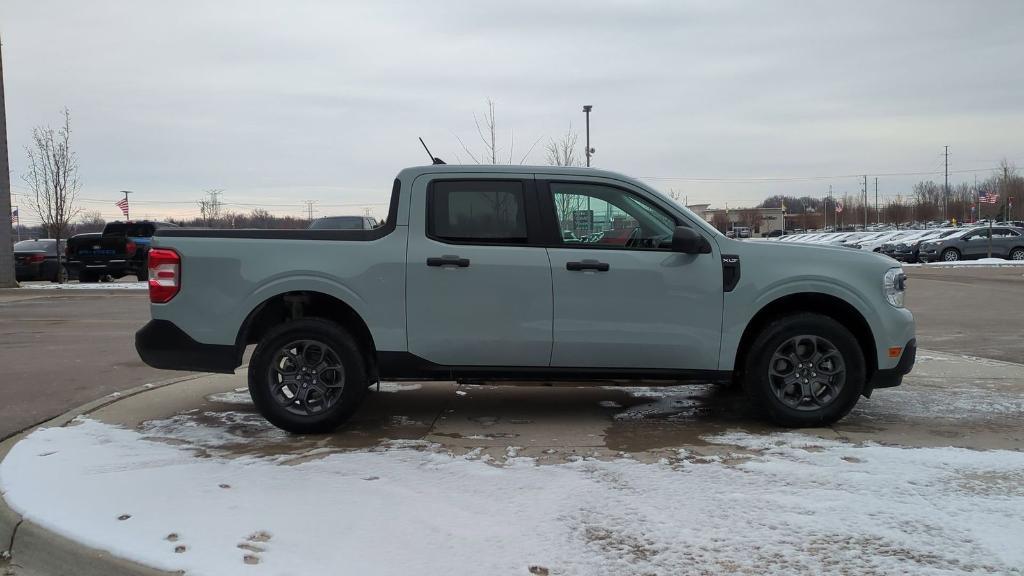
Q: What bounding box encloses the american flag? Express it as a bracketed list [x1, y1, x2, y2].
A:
[115, 197, 130, 217]
[979, 190, 999, 204]
[835, 201, 844, 214]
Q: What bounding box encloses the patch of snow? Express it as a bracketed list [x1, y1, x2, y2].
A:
[905, 258, 1024, 268]
[375, 382, 423, 393]
[205, 389, 253, 406]
[3, 419, 1023, 575]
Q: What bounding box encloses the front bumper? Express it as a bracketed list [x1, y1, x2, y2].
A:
[867, 338, 916, 392]
[136, 319, 240, 374]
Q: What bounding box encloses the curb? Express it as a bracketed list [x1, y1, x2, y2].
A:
[0, 373, 207, 576]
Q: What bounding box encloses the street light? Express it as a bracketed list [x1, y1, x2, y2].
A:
[582, 105, 594, 167]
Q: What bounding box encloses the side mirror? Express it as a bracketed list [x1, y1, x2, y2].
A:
[671, 226, 711, 254]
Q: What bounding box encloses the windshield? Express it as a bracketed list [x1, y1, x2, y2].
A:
[14, 240, 56, 253]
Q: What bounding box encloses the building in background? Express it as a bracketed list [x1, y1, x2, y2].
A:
[686, 204, 785, 237]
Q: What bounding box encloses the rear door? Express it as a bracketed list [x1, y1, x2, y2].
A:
[405, 174, 553, 366]
[990, 227, 1021, 257]
[539, 178, 724, 371]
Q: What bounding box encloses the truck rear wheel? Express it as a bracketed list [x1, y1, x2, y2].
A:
[744, 313, 865, 427]
[248, 318, 368, 434]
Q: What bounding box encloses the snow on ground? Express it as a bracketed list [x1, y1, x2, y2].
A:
[3, 418, 1024, 576]
[17, 280, 148, 290]
[904, 258, 1024, 268]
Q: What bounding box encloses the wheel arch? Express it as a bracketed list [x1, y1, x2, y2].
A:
[237, 291, 379, 381]
[733, 292, 877, 386]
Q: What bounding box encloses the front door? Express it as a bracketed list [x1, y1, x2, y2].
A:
[540, 178, 724, 371]
[406, 175, 553, 366]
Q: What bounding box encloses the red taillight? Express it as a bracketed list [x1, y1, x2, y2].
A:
[126, 240, 137, 257]
[148, 248, 180, 303]
[28, 254, 45, 263]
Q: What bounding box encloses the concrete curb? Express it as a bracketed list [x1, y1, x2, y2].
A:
[0, 373, 206, 576]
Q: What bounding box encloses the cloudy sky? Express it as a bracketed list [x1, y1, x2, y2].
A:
[3, 0, 1023, 224]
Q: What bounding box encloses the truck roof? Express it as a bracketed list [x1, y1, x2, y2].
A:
[396, 164, 641, 183]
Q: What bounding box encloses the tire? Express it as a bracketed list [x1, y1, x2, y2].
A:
[248, 318, 369, 434]
[743, 313, 866, 427]
[137, 267, 149, 281]
[1010, 247, 1024, 261]
[941, 248, 961, 262]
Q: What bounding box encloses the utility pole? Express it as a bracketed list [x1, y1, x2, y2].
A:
[1004, 163, 1011, 222]
[862, 175, 868, 229]
[828, 184, 833, 230]
[582, 105, 593, 167]
[0, 36, 15, 288]
[943, 145, 949, 222]
[304, 200, 317, 221]
[874, 178, 879, 226]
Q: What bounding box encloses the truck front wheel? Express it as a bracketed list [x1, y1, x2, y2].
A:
[744, 313, 865, 427]
[248, 318, 368, 434]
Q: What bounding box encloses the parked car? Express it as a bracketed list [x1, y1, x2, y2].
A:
[918, 227, 1024, 262]
[13, 239, 66, 282]
[137, 165, 916, 433]
[66, 221, 177, 282]
[309, 216, 379, 230]
[882, 229, 958, 263]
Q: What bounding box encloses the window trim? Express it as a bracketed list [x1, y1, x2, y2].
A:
[536, 179, 685, 252]
[425, 178, 545, 247]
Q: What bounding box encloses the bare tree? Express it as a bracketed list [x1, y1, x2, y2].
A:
[249, 208, 275, 228]
[455, 98, 540, 165]
[23, 107, 81, 281]
[545, 124, 581, 167]
[75, 210, 105, 234]
[198, 189, 224, 227]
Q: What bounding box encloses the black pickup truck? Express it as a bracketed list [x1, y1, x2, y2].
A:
[66, 221, 177, 282]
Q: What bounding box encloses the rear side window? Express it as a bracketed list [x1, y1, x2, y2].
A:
[429, 180, 527, 243]
[103, 223, 156, 238]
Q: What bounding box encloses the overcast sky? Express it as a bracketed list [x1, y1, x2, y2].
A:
[3, 0, 1023, 224]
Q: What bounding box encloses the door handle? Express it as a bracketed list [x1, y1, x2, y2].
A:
[566, 259, 609, 272]
[427, 255, 471, 268]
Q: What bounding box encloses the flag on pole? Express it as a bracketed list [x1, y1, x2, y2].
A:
[835, 201, 844, 214]
[115, 197, 130, 217]
[10, 208, 17, 224]
[979, 190, 999, 204]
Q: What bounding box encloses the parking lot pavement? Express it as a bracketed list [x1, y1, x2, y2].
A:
[0, 290, 187, 439]
[904, 266, 1024, 364]
[2, 349, 1022, 575]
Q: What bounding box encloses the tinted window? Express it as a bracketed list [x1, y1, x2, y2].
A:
[549, 182, 676, 249]
[103, 223, 156, 238]
[429, 181, 527, 242]
[14, 240, 56, 254]
[310, 217, 367, 230]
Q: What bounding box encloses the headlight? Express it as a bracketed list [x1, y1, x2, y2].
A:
[883, 267, 906, 308]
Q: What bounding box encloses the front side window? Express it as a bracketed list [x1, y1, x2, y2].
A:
[549, 182, 676, 249]
[429, 180, 527, 243]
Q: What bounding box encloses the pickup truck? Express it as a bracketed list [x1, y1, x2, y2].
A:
[136, 165, 916, 433]
[67, 220, 177, 282]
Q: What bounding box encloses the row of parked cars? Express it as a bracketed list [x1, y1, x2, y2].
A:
[14, 215, 383, 283]
[773, 225, 1024, 263]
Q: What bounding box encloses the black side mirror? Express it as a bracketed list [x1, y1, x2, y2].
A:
[671, 226, 711, 254]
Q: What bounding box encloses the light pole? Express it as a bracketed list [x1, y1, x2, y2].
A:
[120, 190, 133, 220]
[582, 105, 593, 167]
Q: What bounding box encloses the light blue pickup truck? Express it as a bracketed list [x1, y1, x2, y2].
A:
[136, 165, 915, 433]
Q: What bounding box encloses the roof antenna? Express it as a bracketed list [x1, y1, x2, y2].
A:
[419, 137, 446, 165]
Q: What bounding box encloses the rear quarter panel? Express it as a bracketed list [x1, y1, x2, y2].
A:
[150, 228, 409, 352]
